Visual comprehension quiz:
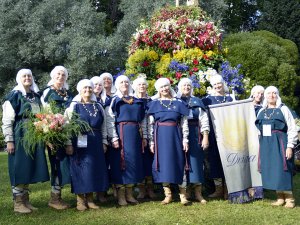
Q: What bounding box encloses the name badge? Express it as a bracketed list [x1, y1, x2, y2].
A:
[30, 103, 41, 114]
[77, 135, 88, 148]
[262, 124, 272, 136]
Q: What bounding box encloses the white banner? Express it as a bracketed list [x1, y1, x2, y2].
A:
[209, 99, 262, 194]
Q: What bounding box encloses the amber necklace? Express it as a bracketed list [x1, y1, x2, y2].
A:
[122, 96, 134, 104]
[82, 102, 98, 117]
[160, 98, 173, 108]
[52, 85, 68, 100]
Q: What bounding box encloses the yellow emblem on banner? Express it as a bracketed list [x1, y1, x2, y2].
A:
[222, 116, 247, 152]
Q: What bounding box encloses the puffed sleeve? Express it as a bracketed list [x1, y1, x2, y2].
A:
[148, 115, 155, 145]
[181, 116, 189, 143]
[198, 108, 210, 133]
[281, 106, 298, 148]
[99, 104, 108, 145]
[41, 88, 51, 109]
[106, 98, 119, 143]
[2, 101, 16, 142]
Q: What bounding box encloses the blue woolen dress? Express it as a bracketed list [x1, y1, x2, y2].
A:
[147, 99, 189, 184]
[69, 103, 109, 194]
[181, 96, 207, 184]
[3, 91, 49, 186]
[256, 107, 293, 191]
[108, 97, 146, 184]
[202, 95, 233, 179]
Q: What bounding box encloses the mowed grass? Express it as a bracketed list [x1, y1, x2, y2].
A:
[1, 152, 300, 225]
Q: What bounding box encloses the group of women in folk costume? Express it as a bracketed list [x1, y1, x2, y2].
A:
[2, 66, 298, 213]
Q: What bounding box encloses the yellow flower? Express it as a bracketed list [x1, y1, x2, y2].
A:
[147, 50, 159, 61]
[206, 50, 214, 58]
[186, 48, 203, 60]
[156, 53, 172, 74]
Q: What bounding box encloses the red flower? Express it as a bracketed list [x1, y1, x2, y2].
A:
[192, 67, 199, 72]
[142, 61, 150, 67]
[203, 54, 210, 60]
[189, 71, 193, 75]
[193, 59, 199, 65]
[167, 77, 174, 84]
[156, 74, 162, 78]
[175, 72, 182, 80]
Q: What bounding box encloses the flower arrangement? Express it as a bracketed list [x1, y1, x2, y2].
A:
[125, 5, 229, 96]
[21, 107, 91, 156]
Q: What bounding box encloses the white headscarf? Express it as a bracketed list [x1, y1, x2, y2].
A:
[114, 75, 134, 98]
[262, 86, 282, 108]
[132, 76, 148, 98]
[47, 65, 69, 90]
[99, 72, 116, 102]
[151, 77, 176, 100]
[13, 69, 39, 95]
[72, 79, 97, 102]
[90, 76, 102, 85]
[176, 78, 194, 98]
[209, 74, 229, 95]
[249, 85, 265, 99]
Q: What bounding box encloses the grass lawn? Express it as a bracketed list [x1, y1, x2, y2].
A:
[1, 152, 300, 225]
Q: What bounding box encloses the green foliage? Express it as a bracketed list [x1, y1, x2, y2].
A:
[0, 0, 108, 98]
[258, 0, 300, 55]
[223, 30, 300, 110]
[20, 104, 91, 157]
[199, 0, 227, 23]
[222, 0, 261, 33]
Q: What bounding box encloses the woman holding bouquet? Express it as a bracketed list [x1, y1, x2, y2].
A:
[41, 65, 73, 210]
[132, 75, 156, 200]
[2, 69, 49, 213]
[107, 75, 147, 206]
[256, 86, 298, 208]
[202, 75, 233, 200]
[147, 78, 190, 205]
[177, 78, 209, 204]
[65, 79, 109, 211]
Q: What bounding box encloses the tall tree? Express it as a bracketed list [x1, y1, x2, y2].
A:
[258, 0, 300, 55]
[0, 0, 108, 94]
[222, 0, 261, 33]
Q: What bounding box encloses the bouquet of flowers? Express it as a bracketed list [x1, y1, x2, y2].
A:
[21, 107, 91, 156]
[125, 5, 228, 96]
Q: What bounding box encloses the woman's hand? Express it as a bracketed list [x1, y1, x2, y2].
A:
[6, 142, 15, 154]
[103, 144, 108, 153]
[112, 140, 119, 149]
[201, 135, 209, 150]
[286, 147, 293, 160]
[150, 144, 155, 153]
[183, 142, 189, 152]
[65, 145, 74, 155]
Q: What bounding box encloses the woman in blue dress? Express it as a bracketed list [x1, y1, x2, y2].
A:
[2, 69, 49, 213]
[65, 79, 109, 211]
[177, 78, 210, 204]
[107, 75, 147, 206]
[256, 86, 298, 208]
[41, 65, 73, 210]
[132, 75, 156, 200]
[202, 75, 233, 199]
[147, 78, 190, 205]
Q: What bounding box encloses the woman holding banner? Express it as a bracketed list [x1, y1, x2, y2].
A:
[256, 86, 298, 208]
[202, 74, 233, 200]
